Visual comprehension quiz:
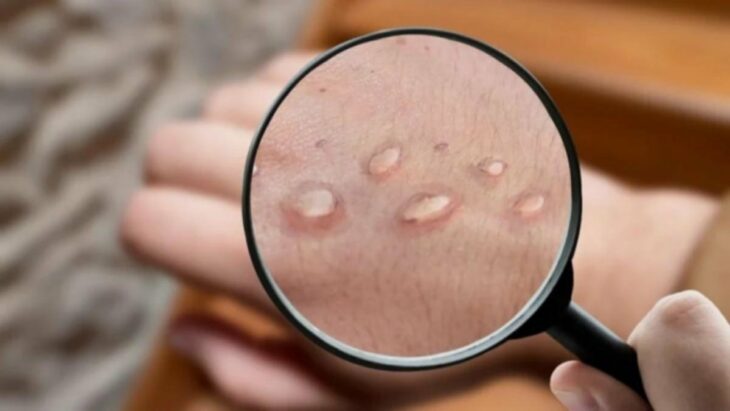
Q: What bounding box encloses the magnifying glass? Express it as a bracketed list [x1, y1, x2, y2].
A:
[242, 28, 646, 399]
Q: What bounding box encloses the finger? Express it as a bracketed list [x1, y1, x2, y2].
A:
[550, 361, 649, 411]
[630, 290, 730, 411]
[146, 121, 251, 201]
[257, 52, 318, 83]
[169, 320, 346, 409]
[120, 186, 268, 308]
[204, 79, 282, 127]
[119, 184, 567, 403]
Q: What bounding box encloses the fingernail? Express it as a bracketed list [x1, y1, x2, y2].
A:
[553, 389, 600, 411]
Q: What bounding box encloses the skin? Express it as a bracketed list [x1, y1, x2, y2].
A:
[121, 50, 720, 408]
[250, 35, 571, 355]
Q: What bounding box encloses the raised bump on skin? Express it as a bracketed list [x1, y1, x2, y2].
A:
[477, 158, 506, 177]
[292, 188, 336, 218]
[367, 145, 401, 179]
[399, 192, 459, 229]
[281, 183, 344, 232]
[512, 192, 545, 218]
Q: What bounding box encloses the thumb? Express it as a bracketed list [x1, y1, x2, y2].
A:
[550, 361, 650, 411]
[630, 290, 730, 411]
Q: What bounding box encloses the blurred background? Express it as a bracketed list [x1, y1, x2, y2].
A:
[0, 1, 308, 410]
[0, 0, 728, 410]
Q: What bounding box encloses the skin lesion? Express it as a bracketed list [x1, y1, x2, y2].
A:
[396, 186, 463, 234]
[279, 181, 346, 235]
[366, 143, 402, 181]
[477, 157, 508, 177]
[512, 191, 548, 220]
[250, 34, 574, 356]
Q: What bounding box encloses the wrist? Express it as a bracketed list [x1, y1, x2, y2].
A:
[571, 173, 718, 337]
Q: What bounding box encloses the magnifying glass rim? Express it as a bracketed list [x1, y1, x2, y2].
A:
[242, 27, 582, 371]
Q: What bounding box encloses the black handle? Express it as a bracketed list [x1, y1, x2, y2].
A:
[547, 302, 648, 401]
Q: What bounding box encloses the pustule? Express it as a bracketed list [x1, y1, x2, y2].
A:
[367, 144, 402, 181]
[476, 157, 507, 177]
[468, 156, 509, 188]
[512, 191, 546, 219]
[281, 182, 345, 233]
[292, 188, 336, 218]
[397, 188, 461, 233]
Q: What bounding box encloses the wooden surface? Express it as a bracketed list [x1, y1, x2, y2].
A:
[125, 1, 730, 410]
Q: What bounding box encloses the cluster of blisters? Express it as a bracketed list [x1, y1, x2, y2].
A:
[273, 142, 546, 234]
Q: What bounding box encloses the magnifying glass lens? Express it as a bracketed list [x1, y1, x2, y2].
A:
[248, 34, 572, 357]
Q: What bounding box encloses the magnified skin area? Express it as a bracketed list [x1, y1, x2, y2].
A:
[250, 35, 571, 356]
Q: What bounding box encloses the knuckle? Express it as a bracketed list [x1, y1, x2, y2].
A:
[258, 52, 310, 80]
[203, 86, 229, 116]
[144, 123, 185, 180]
[204, 83, 244, 117]
[119, 190, 150, 251]
[260, 53, 292, 73]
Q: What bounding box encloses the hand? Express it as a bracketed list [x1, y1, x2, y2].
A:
[551, 290, 730, 411]
[121, 51, 718, 409]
